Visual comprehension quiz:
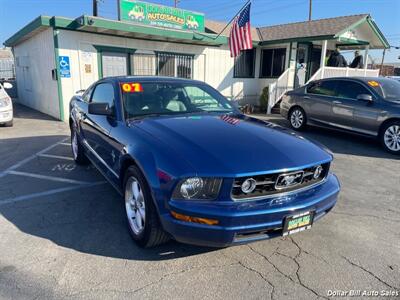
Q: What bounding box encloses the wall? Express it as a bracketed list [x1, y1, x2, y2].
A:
[13, 28, 59, 119]
[57, 29, 280, 120]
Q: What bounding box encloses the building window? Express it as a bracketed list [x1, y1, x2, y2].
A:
[234, 49, 255, 78]
[260, 48, 286, 78]
[130, 53, 156, 76]
[157, 52, 193, 79]
[101, 52, 128, 78]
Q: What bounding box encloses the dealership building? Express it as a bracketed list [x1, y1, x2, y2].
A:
[4, 1, 389, 121]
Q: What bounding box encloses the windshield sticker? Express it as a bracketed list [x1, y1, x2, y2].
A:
[121, 83, 144, 93]
[367, 81, 380, 87]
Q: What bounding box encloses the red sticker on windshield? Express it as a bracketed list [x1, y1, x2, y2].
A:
[121, 83, 143, 93]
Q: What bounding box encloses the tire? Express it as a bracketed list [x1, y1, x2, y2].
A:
[380, 121, 400, 155]
[71, 126, 89, 165]
[123, 165, 169, 248]
[4, 120, 13, 127]
[288, 107, 307, 131]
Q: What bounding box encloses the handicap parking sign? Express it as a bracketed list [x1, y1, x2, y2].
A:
[59, 56, 71, 78]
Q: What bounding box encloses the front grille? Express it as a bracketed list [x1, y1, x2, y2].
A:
[231, 163, 330, 200]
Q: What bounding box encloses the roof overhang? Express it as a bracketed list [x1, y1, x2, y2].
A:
[4, 15, 228, 47]
[258, 15, 389, 49]
[334, 16, 389, 49]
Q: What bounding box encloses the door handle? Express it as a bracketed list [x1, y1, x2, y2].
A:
[332, 100, 342, 104]
[303, 96, 310, 99]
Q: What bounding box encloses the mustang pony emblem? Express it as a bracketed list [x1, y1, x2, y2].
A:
[275, 171, 304, 189]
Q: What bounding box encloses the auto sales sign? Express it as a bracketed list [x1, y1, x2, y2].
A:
[120, 0, 205, 32]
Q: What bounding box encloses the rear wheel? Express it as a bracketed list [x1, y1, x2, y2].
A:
[71, 126, 89, 165]
[289, 107, 307, 130]
[124, 166, 169, 248]
[380, 121, 400, 155]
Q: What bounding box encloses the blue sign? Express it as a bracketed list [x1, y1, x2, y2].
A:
[59, 56, 71, 78]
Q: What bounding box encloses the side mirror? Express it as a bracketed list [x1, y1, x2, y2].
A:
[357, 94, 373, 102]
[88, 102, 113, 116]
[3, 82, 13, 89]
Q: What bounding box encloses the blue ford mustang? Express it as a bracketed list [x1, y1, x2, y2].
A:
[69, 76, 340, 248]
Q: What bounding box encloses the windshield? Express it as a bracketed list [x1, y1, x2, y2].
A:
[368, 79, 400, 102]
[122, 82, 235, 119]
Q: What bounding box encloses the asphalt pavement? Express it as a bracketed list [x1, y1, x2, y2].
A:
[0, 104, 399, 300]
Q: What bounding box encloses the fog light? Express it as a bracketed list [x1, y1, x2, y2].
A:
[171, 211, 219, 225]
[241, 178, 256, 194]
[313, 165, 323, 179]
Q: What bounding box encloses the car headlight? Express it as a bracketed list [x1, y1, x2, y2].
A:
[173, 177, 222, 200]
[0, 97, 10, 107]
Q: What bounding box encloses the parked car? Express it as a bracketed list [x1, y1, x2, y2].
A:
[281, 77, 400, 154]
[0, 82, 13, 127]
[69, 76, 340, 248]
[387, 76, 400, 83]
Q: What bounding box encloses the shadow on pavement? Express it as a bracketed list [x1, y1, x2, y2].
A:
[0, 181, 218, 261]
[0, 135, 217, 262]
[12, 103, 59, 121]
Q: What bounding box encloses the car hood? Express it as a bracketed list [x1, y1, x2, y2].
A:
[131, 114, 332, 177]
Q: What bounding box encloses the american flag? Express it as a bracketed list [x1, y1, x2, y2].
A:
[229, 2, 253, 58]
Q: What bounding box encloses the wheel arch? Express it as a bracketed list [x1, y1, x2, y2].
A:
[378, 118, 400, 136]
[119, 152, 164, 217]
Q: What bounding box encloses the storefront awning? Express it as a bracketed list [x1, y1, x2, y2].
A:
[4, 15, 228, 47]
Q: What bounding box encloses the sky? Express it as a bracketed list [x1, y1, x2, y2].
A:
[0, 0, 399, 63]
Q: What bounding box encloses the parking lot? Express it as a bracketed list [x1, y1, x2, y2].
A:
[0, 104, 399, 299]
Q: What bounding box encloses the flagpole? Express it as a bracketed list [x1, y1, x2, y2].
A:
[214, 0, 252, 40]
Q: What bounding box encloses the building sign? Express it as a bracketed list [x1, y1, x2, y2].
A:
[59, 56, 71, 78]
[120, 0, 205, 32]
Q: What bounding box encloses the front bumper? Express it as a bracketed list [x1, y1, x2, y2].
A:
[0, 109, 13, 123]
[161, 173, 340, 247]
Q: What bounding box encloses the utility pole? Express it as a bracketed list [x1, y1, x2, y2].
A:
[174, 0, 180, 8]
[308, 0, 312, 21]
[379, 48, 386, 75]
[117, 0, 121, 20]
[93, 0, 98, 17]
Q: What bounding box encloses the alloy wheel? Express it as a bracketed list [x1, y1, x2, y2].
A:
[125, 177, 146, 235]
[384, 125, 400, 152]
[291, 109, 304, 129]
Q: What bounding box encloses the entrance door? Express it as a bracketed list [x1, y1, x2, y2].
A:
[309, 46, 321, 79]
[102, 52, 128, 78]
[294, 43, 310, 88]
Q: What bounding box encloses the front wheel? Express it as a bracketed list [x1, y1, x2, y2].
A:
[289, 107, 307, 130]
[380, 121, 400, 155]
[124, 166, 169, 248]
[71, 126, 89, 165]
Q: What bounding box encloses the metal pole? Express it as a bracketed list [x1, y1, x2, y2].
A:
[308, 0, 312, 21]
[174, 0, 179, 8]
[379, 48, 386, 76]
[117, 0, 121, 20]
[214, 0, 251, 39]
[93, 0, 98, 17]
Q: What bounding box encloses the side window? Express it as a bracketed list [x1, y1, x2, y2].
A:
[307, 81, 337, 97]
[82, 86, 94, 102]
[184, 86, 228, 110]
[91, 83, 115, 108]
[335, 80, 372, 100]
